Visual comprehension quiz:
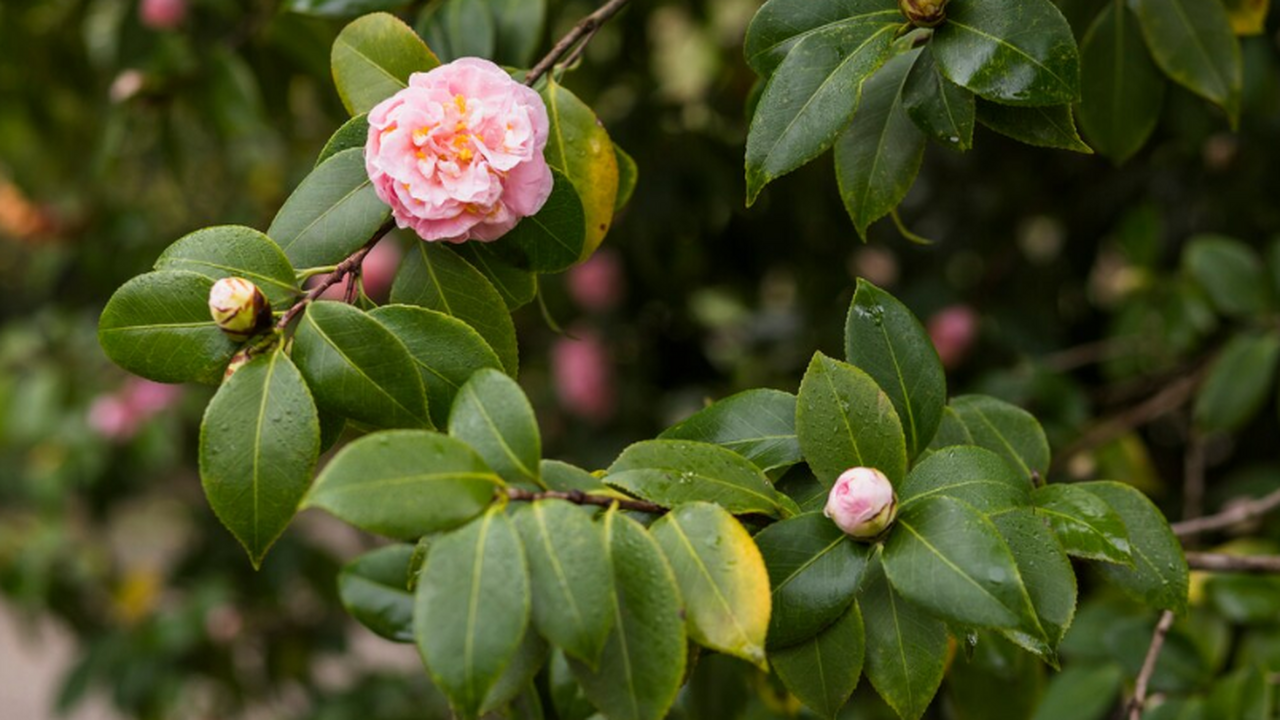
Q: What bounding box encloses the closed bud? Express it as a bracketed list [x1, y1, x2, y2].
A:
[899, 0, 948, 27]
[824, 467, 898, 540]
[209, 277, 268, 337]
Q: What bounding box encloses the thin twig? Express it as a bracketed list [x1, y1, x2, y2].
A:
[1172, 486, 1280, 537]
[1184, 552, 1280, 574]
[524, 0, 634, 86]
[505, 487, 665, 514]
[275, 218, 396, 331]
[1128, 610, 1175, 720]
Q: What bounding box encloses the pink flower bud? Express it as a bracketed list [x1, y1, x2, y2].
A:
[551, 328, 616, 423]
[824, 467, 898, 540]
[927, 305, 979, 370]
[568, 250, 625, 312]
[140, 0, 186, 30]
[208, 277, 268, 337]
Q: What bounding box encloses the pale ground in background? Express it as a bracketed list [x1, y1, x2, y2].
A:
[1, 601, 116, 720]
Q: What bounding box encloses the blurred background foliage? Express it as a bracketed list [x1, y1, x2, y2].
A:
[2, 0, 1280, 718]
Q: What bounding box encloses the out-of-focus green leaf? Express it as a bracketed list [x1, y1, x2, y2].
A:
[1134, 0, 1242, 119]
[1029, 664, 1123, 720]
[286, 0, 411, 18]
[338, 544, 416, 642]
[1184, 234, 1272, 317]
[417, 0, 495, 63]
[1194, 330, 1280, 433]
[1078, 3, 1165, 163]
[613, 144, 638, 211]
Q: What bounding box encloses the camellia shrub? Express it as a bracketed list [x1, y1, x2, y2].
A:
[92, 0, 1277, 718]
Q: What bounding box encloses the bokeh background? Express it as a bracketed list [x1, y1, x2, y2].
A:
[3, 0, 1280, 718]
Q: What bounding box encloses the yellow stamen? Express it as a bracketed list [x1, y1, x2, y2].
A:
[453, 94, 467, 113]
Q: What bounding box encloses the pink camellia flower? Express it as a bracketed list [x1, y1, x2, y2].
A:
[927, 305, 979, 370]
[140, 0, 186, 30]
[551, 328, 616, 423]
[824, 467, 898, 540]
[568, 250, 625, 312]
[365, 58, 553, 243]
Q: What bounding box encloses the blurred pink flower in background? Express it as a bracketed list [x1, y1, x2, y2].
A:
[140, 0, 186, 29]
[927, 305, 979, 370]
[567, 250, 625, 312]
[88, 379, 183, 442]
[552, 328, 616, 423]
[315, 238, 403, 303]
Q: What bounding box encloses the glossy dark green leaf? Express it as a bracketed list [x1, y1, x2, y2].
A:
[417, 0, 495, 63]
[923, 405, 974, 454]
[1078, 3, 1166, 163]
[269, 148, 392, 270]
[154, 225, 300, 307]
[481, 630, 548, 715]
[285, 0, 411, 18]
[569, 509, 687, 720]
[613, 143, 638, 211]
[744, 17, 899, 204]
[489, 0, 545, 67]
[860, 561, 947, 720]
[605, 439, 796, 518]
[950, 394, 1050, 481]
[796, 352, 907, 487]
[1203, 545, 1280, 624]
[835, 49, 927, 238]
[1194, 331, 1280, 433]
[883, 496, 1046, 641]
[391, 241, 519, 375]
[743, 0, 899, 76]
[900, 446, 1032, 514]
[542, 78, 619, 260]
[416, 508, 529, 720]
[98, 270, 241, 385]
[659, 389, 801, 474]
[903, 45, 975, 151]
[1183, 234, 1272, 317]
[540, 459, 612, 495]
[651, 502, 771, 669]
[947, 632, 1044, 720]
[1033, 483, 1133, 565]
[316, 114, 370, 167]
[449, 369, 541, 489]
[1134, 0, 1242, 118]
[199, 351, 319, 567]
[338, 544, 416, 642]
[844, 279, 945, 459]
[331, 12, 440, 115]
[771, 601, 864, 719]
[755, 512, 870, 648]
[497, 168, 586, 274]
[775, 466, 829, 513]
[318, 408, 346, 453]
[992, 509, 1076, 662]
[306, 430, 501, 539]
[976, 101, 1092, 153]
[932, 0, 1080, 106]
[453, 243, 538, 310]
[368, 305, 504, 429]
[292, 301, 430, 429]
[1028, 664, 1122, 720]
[1081, 481, 1188, 614]
[512, 500, 614, 667]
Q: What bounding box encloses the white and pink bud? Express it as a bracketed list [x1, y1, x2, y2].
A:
[140, 0, 187, 30]
[209, 277, 268, 338]
[824, 467, 898, 540]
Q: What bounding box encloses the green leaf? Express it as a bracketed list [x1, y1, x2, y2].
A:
[771, 601, 865, 720]
[775, 466, 830, 513]
[292, 301, 430, 429]
[991, 509, 1076, 662]
[1194, 330, 1280, 433]
[338, 544, 416, 642]
[1029, 664, 1123, 720]
[417, 0, 495, 63]
[569, 509, 687, 720]
[903, 45, 976, 151]
[415, 507, 530, 720]
[391, 241, 520, 375]
[844, 279, 945, 459]
[98, 270, 241, 385]
[489, 0, 545, 67]
[541, 459, 613, 496]
[331, 12, 440, 116]
[613, 144, 638, 212]
[949, 395, 1050, 481]
[199, 351, 319, 567]
[449, 368, 542, 490]
[1080, 481, 1189, 614]
[1207, 665, 1273, 720]
[1134, 0, 1242, 119]
[268, 148, 392, 270]
[1032, 483, 1133, 565]
[306, 430, 501, 539]
[932, 0, 1080, 106]
[658, 389, 801, 474]
[542, 78, 619, 260]
[744, 17, 898, 204]
[368, 305, 505, 429]
[743, 0, 899, 77]
[651, 502, 772, 669]
[796, 352, 907, 488]
[512, 500, 614, 667]
[883, 496, 1045, 642]
[899, 446, 1032, 514]
[947, 633, 1045, 720]
[923, 405, 974, 454]
[976, 101, 1093, 153]
[835, 49, 927, 238]
[1183, 234, 1272, 317]
[316, 113, 370, 167]
[1078, 3, 1166, 164]
[453, 243, 538, 310]
[859, 561, 947, 720]
[605, 439, 796, 518]
[285, 0, 412, 18]
[154, 226, 300, 308]
[496, 168, 586, 273]
[754, 512, 870, 648]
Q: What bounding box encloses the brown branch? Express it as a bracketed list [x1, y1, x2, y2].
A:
[1172, 486, 1280, 537]
[275, 218, 396, 331]
[505, 487, 665, 515]
[524, 0, 633, 86]
[1127, 610, 1175, 720]
[1184, 552, 1280, 574]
